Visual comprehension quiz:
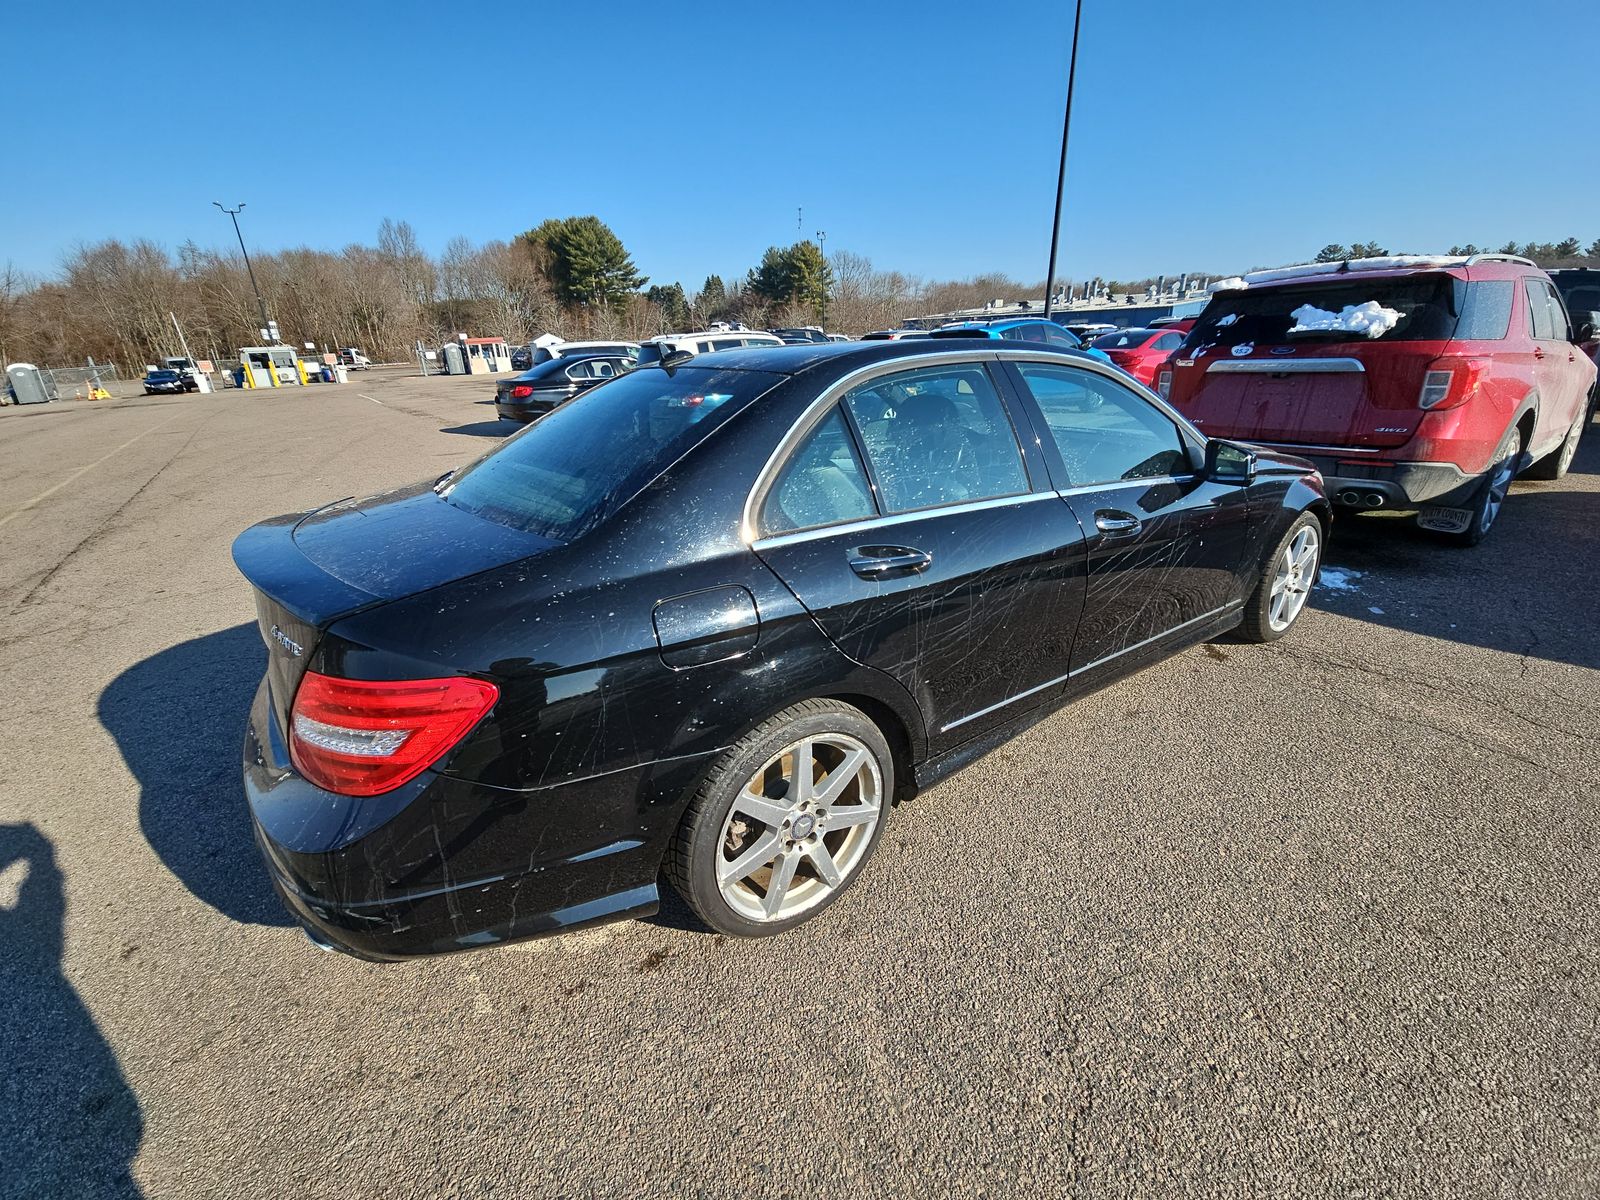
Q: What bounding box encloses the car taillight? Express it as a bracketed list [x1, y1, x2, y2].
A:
[1417, 357, 1489, 411]
[1156, 368, 1173, 399]
[509, 384, 533, 399]
[289, 671, 499, 796]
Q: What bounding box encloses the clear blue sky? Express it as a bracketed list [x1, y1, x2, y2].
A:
[7, 0, 1596, 289]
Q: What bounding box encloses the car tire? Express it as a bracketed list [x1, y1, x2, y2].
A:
[1437, 426, 1521, 547]
[1524, 411, 1584, 481]
[1238, 512, 1322, 643]
[665, 699, 893, 938]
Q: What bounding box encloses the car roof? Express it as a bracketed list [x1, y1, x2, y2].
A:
[643, 330, 783, 344]
[672, 337, 1103, 377]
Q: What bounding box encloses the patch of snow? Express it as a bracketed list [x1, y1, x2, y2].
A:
[1217, 313, 1240, 327]
[1367, 606, 1385, 615]
[1209, 276, 1247, 293]
[1289, 301, 1402, 339]
[1317, 566, 1362, 592]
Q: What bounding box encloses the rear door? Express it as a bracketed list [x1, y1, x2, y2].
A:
[1524, 277, 1582, 440]
[1002, 358, 1252, 673]
[752, 358, 1089, 749]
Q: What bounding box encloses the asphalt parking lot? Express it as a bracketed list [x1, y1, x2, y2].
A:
[2, 365, 1597, 1199]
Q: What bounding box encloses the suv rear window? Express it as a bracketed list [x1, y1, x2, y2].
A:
[1188, 275, 1466, 347]
[439, 366, 781, 540]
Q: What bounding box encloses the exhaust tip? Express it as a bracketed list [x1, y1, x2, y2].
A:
[1364, 492, 1386, 508]
[1337, 490, 1362, 505]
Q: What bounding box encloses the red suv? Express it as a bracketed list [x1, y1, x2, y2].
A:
[1158, 255, 1598, 544]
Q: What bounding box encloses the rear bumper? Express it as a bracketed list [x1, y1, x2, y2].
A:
[241, 677, 706, 959]
[1254, 448, 1477, 509]
[494, 403, 552, 423]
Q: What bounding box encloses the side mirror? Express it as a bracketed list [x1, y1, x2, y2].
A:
[1205, 439, 1257, 485]
[1576, 312, 1599, 343]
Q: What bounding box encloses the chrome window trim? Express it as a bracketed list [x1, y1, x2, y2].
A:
[742, 349, 1031, 544]
[1204, 358, 1367, 375]
[751, 491, 1060, 552]
[937, 601, 1242, 734]
[1056, 473, 1192, 497]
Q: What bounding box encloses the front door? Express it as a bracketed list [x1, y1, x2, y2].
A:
[1001, 359, 1252, 674]
[752, 360, 1088, 749]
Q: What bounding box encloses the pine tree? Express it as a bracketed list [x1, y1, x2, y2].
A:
[519, 216, 645, 308]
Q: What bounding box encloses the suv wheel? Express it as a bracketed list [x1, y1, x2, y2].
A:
[1437, 427, 1520, 547]
[666, 700, 891, 937]
[1524, 411, 1584, 481]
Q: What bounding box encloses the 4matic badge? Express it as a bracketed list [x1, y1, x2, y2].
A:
[270, 624, 304, 658]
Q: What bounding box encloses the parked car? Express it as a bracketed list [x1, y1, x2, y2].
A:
[770, 327, 830, 344]
[860, 329, 930, 341]
[1548, 268, 1600, 373]
[932, 319, 1115, 364]
[516, 340, 641, 370]
[337, 348, 371, 370]
[233, 338, 1329, 958]
[1149, 316, 1198, 334]
[1160, 254, 1598, 544]
[1090, 327, 1187, 387]
[493, 353, 634, 423]
[635, 330, 784, 365]
[142, 368, 194, 395]
[1063, 322, 1118, 342]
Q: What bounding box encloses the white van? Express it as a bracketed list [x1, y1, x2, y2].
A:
[636, 330, 783, 365]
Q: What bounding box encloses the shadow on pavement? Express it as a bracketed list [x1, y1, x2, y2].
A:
[440, 421, 510, 438]
[99, 624, 290, 926]
[1316, 429, 1600, 671]
[0, 823, 143, 1196]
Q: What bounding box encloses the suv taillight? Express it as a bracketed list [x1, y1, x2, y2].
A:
[509, 384, 533, 399]
[1156, 367, 1173, 399]
[1418, 357, 1490, 411]
[289, 671, 499, 796]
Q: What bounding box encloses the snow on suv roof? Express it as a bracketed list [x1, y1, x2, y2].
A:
[1209, 253, 1538, 292]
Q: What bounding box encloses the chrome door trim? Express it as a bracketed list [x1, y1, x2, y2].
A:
[1204, 358, 1366, 375]
[750, 491, 1061, 552]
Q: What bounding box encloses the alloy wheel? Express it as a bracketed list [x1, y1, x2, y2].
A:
[1481, 451, 1516, 532]
[715, 733, 882, 922]
[1268, 524, 1320, 632]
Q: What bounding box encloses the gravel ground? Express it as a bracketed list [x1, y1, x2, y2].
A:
[1, 366, 1596, 1199]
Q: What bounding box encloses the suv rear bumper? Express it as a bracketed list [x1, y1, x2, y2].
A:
[1252, 447, 1476, 510]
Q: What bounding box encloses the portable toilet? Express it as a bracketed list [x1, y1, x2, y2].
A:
[6, 363, 54, 405]
[441, 343, 465, 375]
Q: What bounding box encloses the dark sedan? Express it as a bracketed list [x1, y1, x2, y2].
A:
[233, 340, 1329, 958]
[143, 368, 194, 395]
[492, 354, 633, 423]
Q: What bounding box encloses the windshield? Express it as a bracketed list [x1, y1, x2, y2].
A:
[439, 366, 783, 539]
[1188, 274, 1463, 348]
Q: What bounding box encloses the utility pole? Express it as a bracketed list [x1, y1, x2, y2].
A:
[815, 230, 828, 329]
[1043, 0, 1084, 321]
[213, 201, 274, 341]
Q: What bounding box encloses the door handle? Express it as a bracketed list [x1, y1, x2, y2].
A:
[1533, 346, 1545, 359]
[1095, 510, 1143, 537]
[849, 546, 933, 578]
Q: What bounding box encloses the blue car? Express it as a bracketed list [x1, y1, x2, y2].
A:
[930, 318, 1116, 365]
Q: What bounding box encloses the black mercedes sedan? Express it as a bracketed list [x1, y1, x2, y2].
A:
[234, 340, 1329, 958]
[492, 353, 634, 423]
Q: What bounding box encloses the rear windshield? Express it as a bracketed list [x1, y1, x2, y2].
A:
[1092, 329, 1154, 349]
[438, 366, 782, 540]
[1187, 275, 1466, 347]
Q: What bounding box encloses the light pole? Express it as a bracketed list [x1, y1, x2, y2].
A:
[1043, 0, 1084, 321]
[815, 230, 827, 329]
[213, 201, 273, 340]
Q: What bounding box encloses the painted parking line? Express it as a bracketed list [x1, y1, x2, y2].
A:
[359, 394, 384, 406]
[0, 411, 185, 531]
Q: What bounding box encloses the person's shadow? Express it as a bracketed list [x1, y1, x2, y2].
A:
[0, 824, 144, 1196]
[98, 624, 289, 926]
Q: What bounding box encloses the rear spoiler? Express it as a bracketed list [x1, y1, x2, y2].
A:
[231, 513, 380, 629]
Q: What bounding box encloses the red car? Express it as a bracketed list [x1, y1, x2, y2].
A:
[1159, 255, 1598, 545]
[1090, 327, 1187, 387]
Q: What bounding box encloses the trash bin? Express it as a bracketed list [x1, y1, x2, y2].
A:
[321, 365, 335, 383]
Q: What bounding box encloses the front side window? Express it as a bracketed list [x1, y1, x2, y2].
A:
[1042, 325, 1082, 347]
[761, 407, 876, 533]
[1015, 363, 1190, 486]
[842, 364, 1027, 513]
[1543, 281, 1571, 341]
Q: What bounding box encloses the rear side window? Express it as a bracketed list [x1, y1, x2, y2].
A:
[1524, 279, 1557, 340]
[1006, 324, 1048, 343]
[1015, 363, 1190, 486]
[1042, 325, 1081, 348]
[842, 364, 1028, 513]
[761, 407, 876, 533]
[1455, 280, 1514, 341]
[440, 366, 783, 540]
